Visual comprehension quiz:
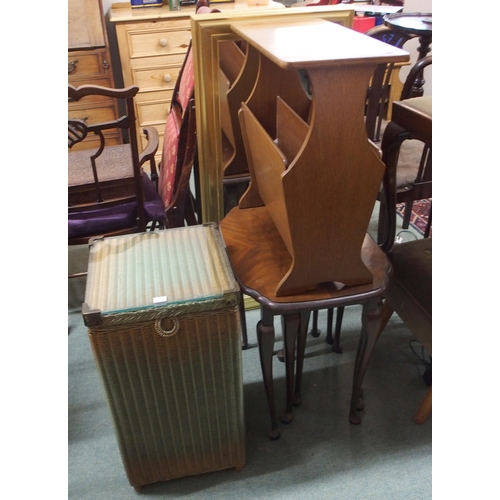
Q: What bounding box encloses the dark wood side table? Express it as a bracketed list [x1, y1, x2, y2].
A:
[384, 12, 432, 97]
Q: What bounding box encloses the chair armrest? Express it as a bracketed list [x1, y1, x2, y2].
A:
[401, 55, 432, 100]
[139, 127, 159, 183]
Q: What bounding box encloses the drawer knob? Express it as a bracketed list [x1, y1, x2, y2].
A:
[159, 38, 168, 47]
[163, 74, 172, 83]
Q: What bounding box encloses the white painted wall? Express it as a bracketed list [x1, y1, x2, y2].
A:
[102, 0, 114, 14]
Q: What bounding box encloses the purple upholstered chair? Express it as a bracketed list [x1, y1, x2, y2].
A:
[68, 84, 166, 248]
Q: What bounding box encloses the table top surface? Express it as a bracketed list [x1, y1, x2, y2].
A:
[230, 18, 409, 70]
[384, 12, 432, 37]
[85, 225, 237, 315]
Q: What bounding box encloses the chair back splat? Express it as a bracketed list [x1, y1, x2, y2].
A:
[68, 84, 165, 247]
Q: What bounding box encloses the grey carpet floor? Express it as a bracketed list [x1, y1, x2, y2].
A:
[68, 204, 431, 499]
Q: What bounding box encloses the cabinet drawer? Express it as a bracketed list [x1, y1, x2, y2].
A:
[136, 95, 171, 127]
[68, 49, 110, 79]
[68, 104, 117, 125]
[127, 27, 191, 59]
[132, 62, 182, 92]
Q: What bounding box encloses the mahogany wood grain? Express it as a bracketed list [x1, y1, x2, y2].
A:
[221, 206, 391, 306]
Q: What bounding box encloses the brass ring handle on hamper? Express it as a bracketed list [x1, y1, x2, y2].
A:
[68, 60, 78, 74]
[155, 317, 180, 337]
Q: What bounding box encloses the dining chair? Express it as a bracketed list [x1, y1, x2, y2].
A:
[376, 55, 432, 240]
[364, 24, 418, 143]
[68, 84, 166, 252]
[375, 92, 432, 423]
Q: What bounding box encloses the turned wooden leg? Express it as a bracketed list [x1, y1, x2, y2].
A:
[402, 201, 413, 229]
[332, 307, 344, 353]
[325, 308, 334, 344]
[294, 311, 310, 407]
[257, 311, 280, 439]
[349, 297, 383, 425]
[424, 203, 432, 238]
[281, 313, 300, 424]
[325, 307, 344, 353]
[309, 310, 321, 337]
[414, 386, 432, 424]
[378, 300, 394, 335]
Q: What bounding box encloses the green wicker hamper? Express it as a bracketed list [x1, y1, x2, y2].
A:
[82, 224, 246, 491]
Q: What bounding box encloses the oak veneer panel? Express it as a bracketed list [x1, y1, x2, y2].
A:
[230, 19, 409, 70]
[232, 18, 409, 295]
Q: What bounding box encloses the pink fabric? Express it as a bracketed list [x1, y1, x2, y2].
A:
[158, 107, 181, 207]
[177, 48, 194, 113]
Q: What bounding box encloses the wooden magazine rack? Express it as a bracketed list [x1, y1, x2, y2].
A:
[231, 19, 409, 296]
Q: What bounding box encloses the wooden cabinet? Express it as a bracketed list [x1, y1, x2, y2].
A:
[68, 0, 120, 150]
[109, 3, 198, 171]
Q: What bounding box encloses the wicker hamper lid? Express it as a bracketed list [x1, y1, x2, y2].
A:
[84, 224, 237, 317]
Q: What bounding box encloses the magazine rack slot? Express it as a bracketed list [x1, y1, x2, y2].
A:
[219, 40, 259, 177]
[238, 101, 292, 253]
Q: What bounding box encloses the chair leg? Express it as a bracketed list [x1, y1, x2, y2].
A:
[257, 312, 280, 440]
[378, 299, 395, 336]
[349, 297, 384, 424]
[414, 386, 432, 424]
[326, 307, 344, 353]
[309, 310, 321, 337]
[281, 313, 300, 425]
[293, 311, 311, 408]
[402, 200, 413, 229]
[424, 202, 432, 238]
[325, 308, 334, 344]
[185, 192, 199, 226]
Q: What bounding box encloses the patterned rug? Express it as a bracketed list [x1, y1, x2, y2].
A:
[396, 198, 432, 236]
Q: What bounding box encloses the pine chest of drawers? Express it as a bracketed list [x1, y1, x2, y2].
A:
[108, 1, 284, 173]
[109, 3, 198, 171]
